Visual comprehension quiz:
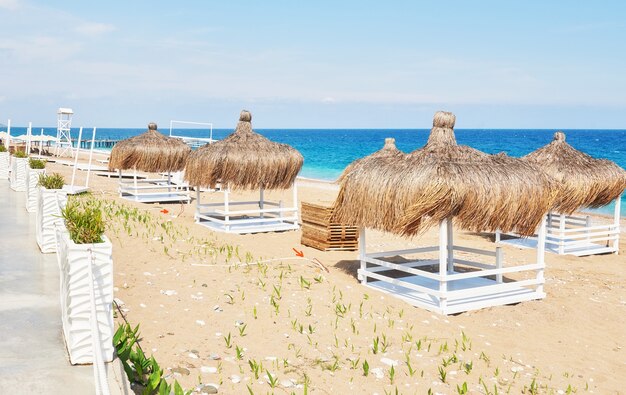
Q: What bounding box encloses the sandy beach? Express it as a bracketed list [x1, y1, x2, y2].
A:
[42, 158, 626, 395]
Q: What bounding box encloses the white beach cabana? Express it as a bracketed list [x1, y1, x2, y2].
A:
[333, 111, 555, 315]
[496, 131, 626, 256]
[184, 110, 303, 234]
[108, 123, 192, 203]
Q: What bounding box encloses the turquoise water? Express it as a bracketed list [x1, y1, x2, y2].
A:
[8, 127, 626, 216]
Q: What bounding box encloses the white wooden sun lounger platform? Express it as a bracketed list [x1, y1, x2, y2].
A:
[194, 186, 299, 234]
[118, 176, 191, 203]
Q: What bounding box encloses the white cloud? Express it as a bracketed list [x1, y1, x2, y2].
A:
[0, 0, 19, 11]
[74, 22, 116, 36]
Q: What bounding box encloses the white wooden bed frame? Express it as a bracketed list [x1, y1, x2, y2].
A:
[358, 217, 547, 315]
[496, 194, 621, 256]
[195, 184, 299, 234]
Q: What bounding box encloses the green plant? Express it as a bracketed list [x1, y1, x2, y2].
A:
[0, 145, 6, 152]
[28, 158, 46, 169]
[237, 323, 247, 337]
[224, 332, 232, 348]
[113, 323, 189, 395]
[38, 172, 65, 189]
[248, 359, 261, 379]
[13, 150, 27, 158]
[266, 370, 279, 388]
[362, 360, 369, 376]
[62, 198, 105, 244]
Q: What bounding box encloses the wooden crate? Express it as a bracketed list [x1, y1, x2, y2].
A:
[301, 202, 359, 251]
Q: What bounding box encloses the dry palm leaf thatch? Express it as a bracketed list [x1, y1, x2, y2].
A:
[523, 131, 626, 214]
[333, 138, 407, 231]
[337, 137, 404, 183]
[185, 110, 303, 190]
[333, 111, 555, 237]
[108, 123, 191, 172]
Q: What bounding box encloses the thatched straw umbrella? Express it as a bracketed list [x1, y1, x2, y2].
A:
[108, 123, 191, 173]
[334, 111, 555, 237]
[523, 131, 626, 214]
[185, 110, 303, 190]
[337, 137, 404, 183]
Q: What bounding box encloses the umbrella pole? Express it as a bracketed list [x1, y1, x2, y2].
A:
[359, 227, 366, 285]
[167, 172, 172, 193]
[224, 185, 230, 232]
[259, 187, 264, 219]
[70, 127, 83, 191]
[536, 215, 547, 294]
[446, 217, 454, 273]
[614, 194, 621, 254]
[438, 219, 449, 312]
[85, 127, 96, 188]
[292, 182, 299, 226]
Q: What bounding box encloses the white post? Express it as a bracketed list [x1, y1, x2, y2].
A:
[224, 185, 230, 232]
[85, 128, 96, 188]
[70, 127, 83, 190]
[495, 229, 501, 243]
[446, 217, 454, 273]
[259, 187, 264, 219]
[439, 219, 448, 312]
[133, 167, 138, 190]
[195, 189, 201, 220]
[614, 194, 621, 254]
[38, 129, 44, 159]
[558, 213, 566, 254]
[359, 227, 366, 284]
[167, 172, 172, 193]
[495, 247, 503, 283]
[585, 215, 592, 244]
[536, 216, 547, 294]
[26, 122, 32, 155]
[5, 119, 10, 150]
[292, 182, 299, 226]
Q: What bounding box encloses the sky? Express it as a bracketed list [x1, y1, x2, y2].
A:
[1, 0, 625, 129]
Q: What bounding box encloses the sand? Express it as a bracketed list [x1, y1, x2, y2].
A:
[46, 158, 626, 394]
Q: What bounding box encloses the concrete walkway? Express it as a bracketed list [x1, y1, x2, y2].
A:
[0, 182, 104, 393]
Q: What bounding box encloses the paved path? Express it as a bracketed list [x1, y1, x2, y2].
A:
[0, 182, 96, 393]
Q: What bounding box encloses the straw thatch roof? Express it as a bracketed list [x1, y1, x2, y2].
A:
[108, 123, 191, 172]
[184, 110, 303, 190]
[337, 138, 404, 183]
[334, 111, 555, 237]
[523, 131, 626, 213]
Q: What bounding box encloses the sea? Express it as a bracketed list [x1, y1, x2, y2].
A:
[6, 127, 626, 217]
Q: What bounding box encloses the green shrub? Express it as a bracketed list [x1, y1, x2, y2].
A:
[62, 198, 105, 244]
[13, 150, 27, 158]
[29, 158, 46, 169]
[38, 173, 65, 190]
[0, 145, 6, 152]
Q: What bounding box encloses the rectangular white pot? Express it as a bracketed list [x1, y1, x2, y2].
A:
[57, 231, 114, 365]
[0, 151, 9, 179]
[36, 187, 67, 253]
[10, 157, 28, 191]
[26, 168, 46, 213]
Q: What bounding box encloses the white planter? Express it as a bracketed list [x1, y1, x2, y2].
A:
[57, 231, 114, 365]
[26, 168, 46, 213]
[36, 187, 67, 253]
[10, 157, 28, 191]
[0, 151, 9, 179]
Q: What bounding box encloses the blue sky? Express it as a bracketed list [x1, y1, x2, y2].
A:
[1, 0, 625, 129]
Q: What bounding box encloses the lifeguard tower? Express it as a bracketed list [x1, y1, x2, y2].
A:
[55, 108, 74, 157]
